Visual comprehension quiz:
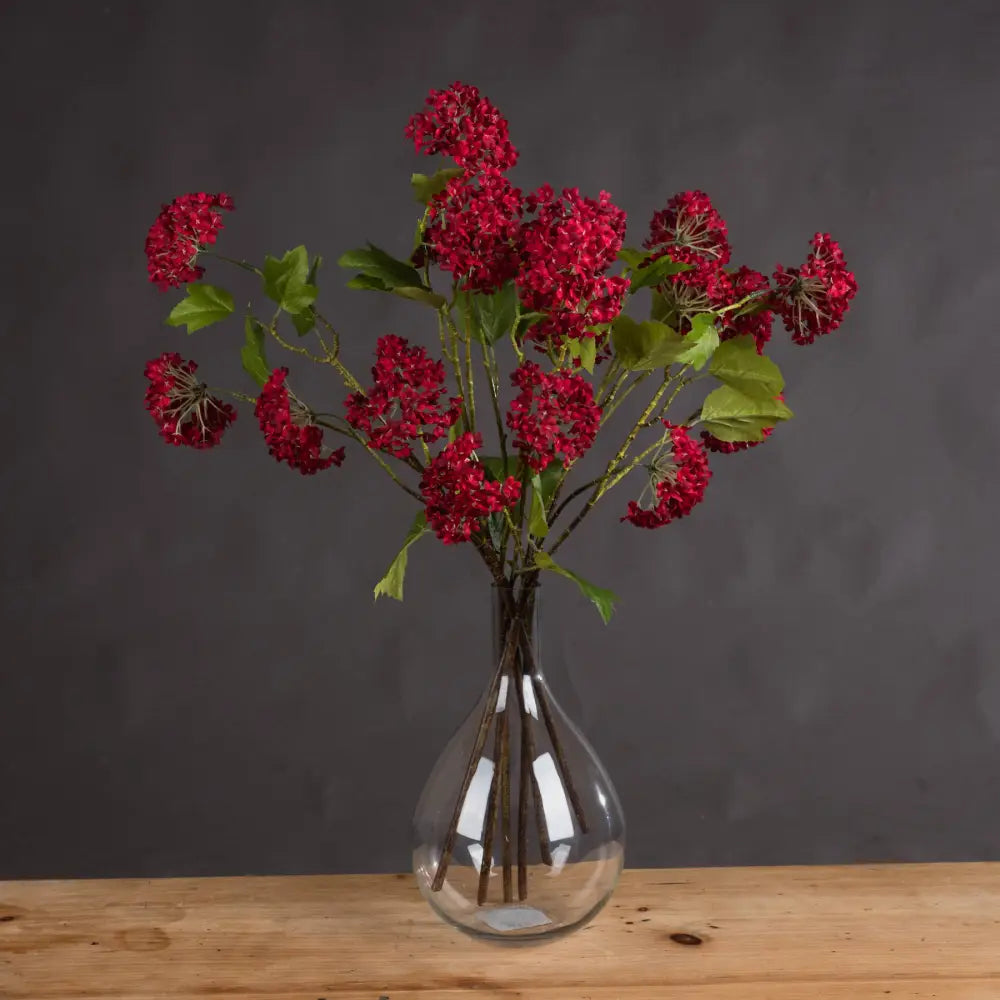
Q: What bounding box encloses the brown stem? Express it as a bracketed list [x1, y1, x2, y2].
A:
[476, 713, 503, 905]
[499, 697, 513, 902]
[431, 618, 521, 892]
[514, 658, 552, 866]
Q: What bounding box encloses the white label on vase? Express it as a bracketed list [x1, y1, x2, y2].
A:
[533, 752, 574, 841]
[477, 906, 552, 932]
[495, 675, 509, 713]
[521, 675, 539, 718]
[456, 756, 495, 842]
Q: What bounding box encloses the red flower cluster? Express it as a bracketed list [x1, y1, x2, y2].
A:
[645, 190, 731, 267]
[424, 170, 524, 292]
[256, 368, 345, 475]
[144, 353, 236, 449]
[345, 335, 462, 458]
[506, 362, 601, 472]
[145, 192, 234, 290]
[623, 422, 711, 528]
[516, 185, 629, 349]
[405, 82, 518, 172]
[644, 191, 775, 348]
[772, 233, 857, 345]
[420, 433, 521, 544]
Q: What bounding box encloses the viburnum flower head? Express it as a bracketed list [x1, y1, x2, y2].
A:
[645, 190, 731, 267]
[623, 422, 711, 528]
[717, 266, 774, 354]
[405, 81, 518, 172]
[424, 169, 523, 292]
[420, 433, 521, 544]
[772, 233, 857, 345]
[507, 362, 601, 472]
[143, 352, 236, 449]
[256, 368, 345, 475]
[345, 335, 462, 458]
[517, 185, 629, 349]
[144, 191, 234, 290]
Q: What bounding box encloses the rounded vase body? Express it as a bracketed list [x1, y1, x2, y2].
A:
[412, 584, 625, 943]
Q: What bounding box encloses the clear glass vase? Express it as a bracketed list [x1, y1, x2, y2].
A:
[412, 583, 625, 943]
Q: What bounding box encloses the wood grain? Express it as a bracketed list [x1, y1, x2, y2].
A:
[2, 863, 999, 999]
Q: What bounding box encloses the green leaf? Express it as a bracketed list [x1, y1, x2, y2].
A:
[674, 313, 720, 370]
[262, 246, 318, 315]
[617, 247, 649, 269]
[461, 282, 519, 344]
[393, 285, 447, 309]
[567, 337, 597, 374]
[346, 274, 389, 291]
[411, 166, 465, 204]
[700, 384, 793, 423]
[611, 315, 687, 370]
[337, 243, 424, 290]
[373, 512, 429, 602]
[533, 551, 617, 624]
[650, 290, 675, 325]
[529, 473, 549, 539]
[700, 417, 774, 443]
[628, 256, 691, 292]
[487, 511, 505, 550]
[537, 460, 563, 508]
[291, 308, 316, 336]
[708, 335, 784, 399]
[481, 455, 520, 482]
[515, 311, 547, 338]
[240, 315, 270, 387]
[166, 283, 235, 333]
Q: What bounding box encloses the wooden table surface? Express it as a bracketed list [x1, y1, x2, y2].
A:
[2, 863, 999, 999]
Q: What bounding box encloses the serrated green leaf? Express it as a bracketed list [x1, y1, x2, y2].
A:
[393, 285, 447, 309]
[461, 282, 519, 344]
[700, 417, 773, 443]
[628, 256, 691, 292]
[708, 335, 784, 399]
[611, 315, 687, 370]
[240, 315, 270, 386]
[292, 307, 316, 336]
[567, 337, 597, 373]
[166, 283, 235, 333]
[411, 166, 465, 204]
[674, 313, 720, 370]
[480, 455, 520, 482]
[346, 274, 389, 291]
[337, 243, 424, 290]
[262, 246, 317, 315]
[533, 551, 617, 624]
[373, 512, 429, 602]
[700, 384, 794, 424]
[529, 473, 549, 539]
[617, 247, 649, 269]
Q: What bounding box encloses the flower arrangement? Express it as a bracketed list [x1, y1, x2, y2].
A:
[142, 82, 856, 617]
[141, 81, 857, 930]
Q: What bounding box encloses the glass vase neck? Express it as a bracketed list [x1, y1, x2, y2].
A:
[492, 582, 541, 681]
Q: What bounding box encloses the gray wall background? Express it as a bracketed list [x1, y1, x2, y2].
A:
[2, 0, 999, 878]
